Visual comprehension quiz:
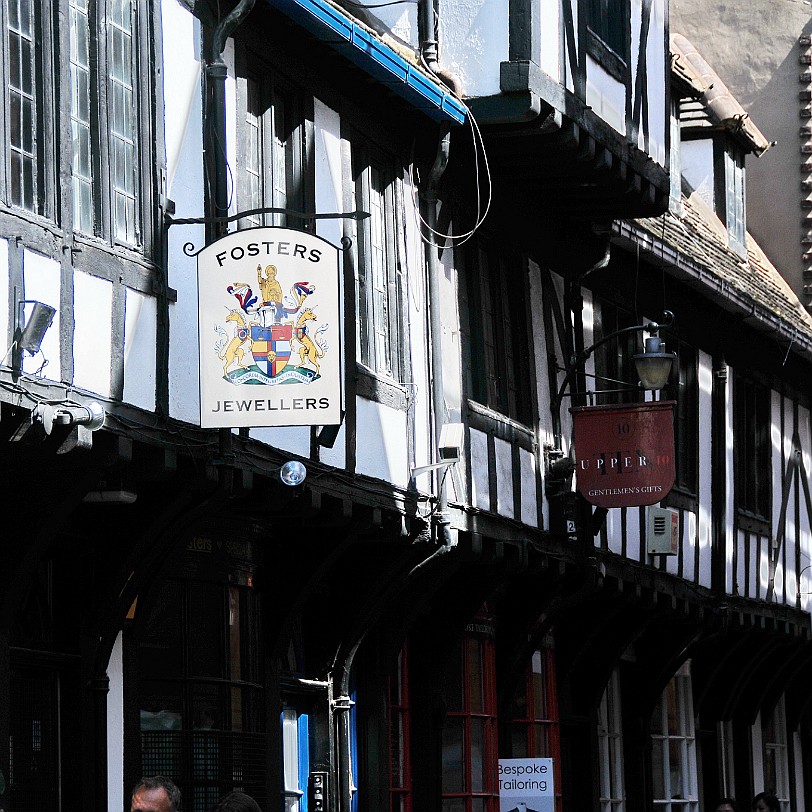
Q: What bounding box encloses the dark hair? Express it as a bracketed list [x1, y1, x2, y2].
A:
[210, 791, 262, 812]
[751, 793, 780, 812]
[717, 798, 738, 812]
[132, 776, 182, 812]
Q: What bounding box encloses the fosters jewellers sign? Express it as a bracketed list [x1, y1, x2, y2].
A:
[197, 227, 342, 429]
[570, 401, 676, 509]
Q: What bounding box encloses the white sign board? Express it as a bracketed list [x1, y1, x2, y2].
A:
[197, 227, 342, 428]
[498, 758, 555, 812]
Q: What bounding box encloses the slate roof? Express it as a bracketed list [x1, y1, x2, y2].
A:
[616, 193, 812, 361]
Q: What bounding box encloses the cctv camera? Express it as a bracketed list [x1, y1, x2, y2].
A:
[438, 422, 464, 461]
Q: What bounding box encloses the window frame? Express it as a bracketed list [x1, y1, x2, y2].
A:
[509, 641, 562, 812]
[585, 0, 630, 80]
[733, 373, 771, 526]
[649, 662, 699, 812]
[352, 141, 405, 382]
[234, 51, 308, 231]
[663, 336, 698, 499]
[593, 298, 642, 407]
[714, 139, 746, 255]
[762, 698, 791, 812]
[463, 239, 533, 426]
[1, 0, 160, 258]
[598, 668, 626, 812]
[389, 644, 412, 812]
[441, 620, 499, 812]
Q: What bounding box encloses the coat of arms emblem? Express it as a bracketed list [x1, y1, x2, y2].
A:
[214, 271, 328, 385]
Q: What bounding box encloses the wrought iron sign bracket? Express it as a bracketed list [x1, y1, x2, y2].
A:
[164, 206, 370, 257]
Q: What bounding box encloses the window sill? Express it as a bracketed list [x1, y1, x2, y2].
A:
[662, 486, 697, 513]
[586, 28, 627, 83]
[466, 400, 534, 450]
[736, 508, 770, 536]
[355, 364, 408, 411]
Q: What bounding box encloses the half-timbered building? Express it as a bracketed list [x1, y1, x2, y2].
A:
[0, 2, 810, 812]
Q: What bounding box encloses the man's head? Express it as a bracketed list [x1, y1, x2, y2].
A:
[716, 799, 738, 812]
[131, 776, 181, 812]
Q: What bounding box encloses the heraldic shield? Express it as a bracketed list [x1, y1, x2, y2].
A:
[250, 323, 293, 377]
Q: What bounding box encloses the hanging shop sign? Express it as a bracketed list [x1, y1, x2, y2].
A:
[570, 401, 676, 508]
[498, 758, 555, 812]
[197, 227, 342, 428]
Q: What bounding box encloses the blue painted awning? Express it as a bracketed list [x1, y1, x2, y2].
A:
[266, 0, 467, 124]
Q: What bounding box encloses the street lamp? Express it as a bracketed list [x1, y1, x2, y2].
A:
[551, 310, 676, 448]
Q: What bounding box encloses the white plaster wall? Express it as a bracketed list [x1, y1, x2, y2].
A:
[163, 0, 201, 192]
[783, 397, 798, 606]
[354, 3, 418, 49]
[770, 390, 785, 602]
[470, 427, 490, 510]
[0, 239, 9, 357]
[605, 506, 623, 556]
[696, 350, 713, 587]
[520, 447, 538, 527]
[314, 99, 347, 470]
[721, 364, 735, 595]
[438, 0, 508, 98]
[123, 289, 158, 410]
[794, 731, 804, 812]
[163, 0, 204, 423]
[539, 0, 561, 82]
[354, 396, 409, 487]
[74, 271, 113, 396]
[225, 39, 237, 221]
[494, 436, 513, 518]
[751, 713, 764, 791]
[800, 405, 811, 614]
[21, 250, 61, 381]
[563, 0, 577, 93]
[625, 504, 642, 562]
[681, 140, 715, 210]
[646, 0, 667, 166]
[585, 57, 626, 137]
[251, 426, 311, 458]
[107, 633, 124, 812]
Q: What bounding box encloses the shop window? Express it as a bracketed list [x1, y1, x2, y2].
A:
[3, 0, 156, 248]
[389, 645, 412, 812]
[650, 662, 699, 811]
[762, 698, 790, 812]
[463, 241, 532, 425]
[733, 374, 771, 523]
[352, 145, 404, 380]
[598, 668, 626, 812]
[509, 641, 562, 812]
[235, 62, 305, 229]
[585, 0, 629, 79]
[138, 548, 265, 812]
[442, 618, 499, 812]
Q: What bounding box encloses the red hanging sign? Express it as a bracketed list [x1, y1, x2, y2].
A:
[570, 401, 676, 508]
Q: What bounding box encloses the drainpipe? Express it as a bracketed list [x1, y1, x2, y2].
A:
[204, 1, 256, 488]
[205, 0, 257, 241]
[423, 126, 455, 548]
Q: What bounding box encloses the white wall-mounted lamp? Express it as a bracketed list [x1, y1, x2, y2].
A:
[32, 401, 106, 434]
[411, 422, 464, 480]
[17, 300, 56, 356]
